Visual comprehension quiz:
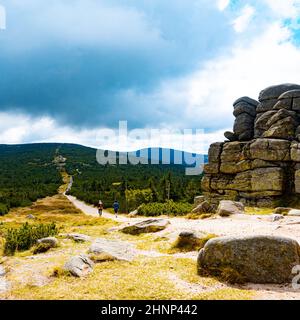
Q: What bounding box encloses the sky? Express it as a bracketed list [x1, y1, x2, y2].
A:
[0, 0, 300, 153]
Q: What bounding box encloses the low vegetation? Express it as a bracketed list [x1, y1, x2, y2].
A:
[138, 200, 193, 216]
[3, 222, 58, 255]
[171, 233, 217, 253]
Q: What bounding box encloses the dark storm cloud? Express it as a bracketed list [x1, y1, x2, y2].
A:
[0, 0, 234, 129]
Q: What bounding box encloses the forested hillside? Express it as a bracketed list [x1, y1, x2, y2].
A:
[0, 143, 204, 215]
[0, 144, 62, 215]
[59, 145, 203, 212]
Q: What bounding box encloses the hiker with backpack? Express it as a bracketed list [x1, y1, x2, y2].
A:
[98, 200, 104, 216]
[113, 200, 120, 218]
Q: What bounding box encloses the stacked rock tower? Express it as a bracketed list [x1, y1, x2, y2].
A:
[202, 83, 300, 207]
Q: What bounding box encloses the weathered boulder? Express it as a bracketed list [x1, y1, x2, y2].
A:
[89, 238, 136, 262]
[202, 84, 300, 207]
[263, 116, 297, 140]
[61, 233, 91, 242]
[233, 113, 255, 140]
[249, 139, 290, 161]
[233, 103, 256, 118]
[217, 200, 245, 216]
[220, 160, 251, 174]
[291, 142, 300, 162]
[64, 254, 94, 277]
[233, 96, 259, 107]
[295, 169, 300, 194]
[256, 100, 278, 113]
[198, 235, 300, 283]
[37, 237, 58, 248]
[259, 84, 300, 101]
[194, 196, 206, 206]
[224, 131, 237, 142]
[251, 168, 284, 192]
[208, 142, 223, 163]
[192, 201, 214, 214]
[120, 219, 170, 235]
[288, 209, 300, 217]
[232, 98, 257, 141]
[221, 141, 247, 162]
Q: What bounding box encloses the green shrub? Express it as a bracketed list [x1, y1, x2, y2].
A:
[0, 203, 9, 216]
[4, 222, 58, 255]
[138, 200, 193, 216]
[125, 188, 153, 211]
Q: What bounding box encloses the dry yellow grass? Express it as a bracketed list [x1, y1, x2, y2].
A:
[0, 194, 255, 300]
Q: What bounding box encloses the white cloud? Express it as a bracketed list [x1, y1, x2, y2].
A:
[217, 0, 230, 11]
[0, 113, 218, 153]
[264, 0, 300, 19]
[232, 5, 255, 33]
[139, 21, 300, 148]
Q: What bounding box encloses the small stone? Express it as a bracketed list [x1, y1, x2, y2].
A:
[89, 238, 136, 262]
[26, 214, 36, 220]
[288, 209, 300, 217]
[61, 233, 91, 242]
[270, 214, 284, 222]
[64, 254, 94, 277]
[120, 219, 170, 235]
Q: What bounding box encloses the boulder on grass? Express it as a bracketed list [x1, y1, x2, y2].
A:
[64, 254, 94, 278]
[89, 238, 136, 262]
[120, 219, 170, 235]
[217, 200, 245, 217]
[61, 233, 91, 242]
[198, 235, 300, 284]
[37, 237, 58, 248]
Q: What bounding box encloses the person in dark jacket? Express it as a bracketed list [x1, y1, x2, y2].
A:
[113, 200, 120, 218]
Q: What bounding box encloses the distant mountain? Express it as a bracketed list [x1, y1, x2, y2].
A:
[126, 148, 207, 165]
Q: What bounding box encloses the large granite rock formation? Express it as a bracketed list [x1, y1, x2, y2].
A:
[202, 83, 300, 207]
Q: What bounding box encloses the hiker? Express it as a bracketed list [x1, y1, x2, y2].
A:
[113, 200, 120, 218]
[98, 200, 104, 216]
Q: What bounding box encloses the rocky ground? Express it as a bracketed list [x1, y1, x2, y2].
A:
[1, 191, 300, 300]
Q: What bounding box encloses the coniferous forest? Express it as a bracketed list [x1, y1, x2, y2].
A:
[0, 144, 62, 215]
[0, 143, 203, 215]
